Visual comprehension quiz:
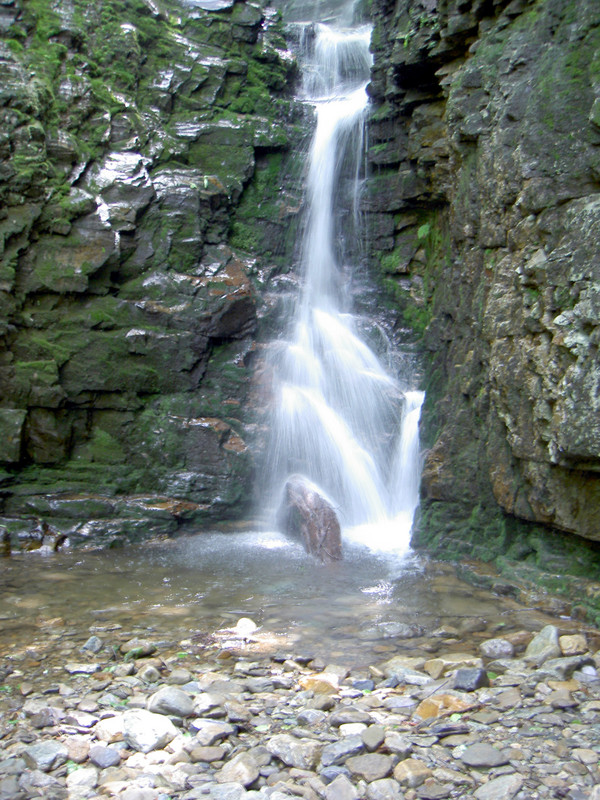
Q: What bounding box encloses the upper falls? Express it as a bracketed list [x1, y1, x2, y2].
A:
[261, 9, 424, 550]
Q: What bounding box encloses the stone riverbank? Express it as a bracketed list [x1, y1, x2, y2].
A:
[1, 614, 600, 800]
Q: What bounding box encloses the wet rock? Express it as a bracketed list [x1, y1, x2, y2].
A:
[122, 709, 178, 753]
[121, 639, 158, 658]
[277, 475, 343, 562]
[267, 733, 322, 769]
[147, 685, 194, 717]
[23, 739, 69, 771]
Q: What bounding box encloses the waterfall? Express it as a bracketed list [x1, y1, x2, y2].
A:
[262, 9, 424, 551]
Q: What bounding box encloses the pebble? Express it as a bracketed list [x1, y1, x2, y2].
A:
[0, 619, 599, 800]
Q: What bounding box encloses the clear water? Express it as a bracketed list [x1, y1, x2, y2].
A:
[0, 533, 573, 671]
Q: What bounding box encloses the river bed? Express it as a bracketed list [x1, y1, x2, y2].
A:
[0, 531, 586, 672]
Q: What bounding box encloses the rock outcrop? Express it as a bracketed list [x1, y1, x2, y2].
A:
[368, 0, 600, 583]
[0, 0, 300, 544]
[277, 475, 343, 562]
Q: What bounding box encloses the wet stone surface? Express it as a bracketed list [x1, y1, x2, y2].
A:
[1, 540, 600, 799]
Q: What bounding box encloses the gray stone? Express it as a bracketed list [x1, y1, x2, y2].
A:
[267, 733, 322, 769]
[66, 765, 98, 790]
[325, 773, 359, 800]
[366, 778, 405, 800]
[147, 685, 194, 717]
[362, 724, 386, 751]
[454, 668, 490, 692]
[297, 708, 328, 726]
[81, 635, 103, 654]
[346, 753, 394, 781]
[23, 740, 69, 772]
[65, 662, 101, 674]
[460, 743, 509, 768]
[89, 744, 121, 769]
[479, 639, 515, 659]
[201, 783, 247, 800]
[383, 731, 412, 759]
[217, 751, 259, 787]
[122, 709, 178, 753]
[190, 719, 237, 746]
[393, 758, 433, 788]
[329, 707, 373, 727]
[321, 735, 365, 766]
[524, 626, 561, 665]
[473, 774, 524, 800]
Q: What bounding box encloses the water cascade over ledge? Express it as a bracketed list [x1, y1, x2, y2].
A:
[262, 8, 424, 552]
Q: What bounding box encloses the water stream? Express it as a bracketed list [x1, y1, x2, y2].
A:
[262, 9, 424, 549]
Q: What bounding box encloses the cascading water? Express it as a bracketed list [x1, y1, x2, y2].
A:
[263, 7, 424, 551]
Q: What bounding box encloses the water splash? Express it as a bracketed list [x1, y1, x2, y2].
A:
[261, 15, 424, 550]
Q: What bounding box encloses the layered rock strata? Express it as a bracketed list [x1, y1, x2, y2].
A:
[0, 0, 300, 543]
[367, 0, 600, 583]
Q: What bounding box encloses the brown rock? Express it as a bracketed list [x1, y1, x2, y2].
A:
[277, 475, 342, 562]
[414, 694, 471, 721]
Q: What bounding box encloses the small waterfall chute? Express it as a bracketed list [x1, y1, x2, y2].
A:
[261, 10, 424, 552]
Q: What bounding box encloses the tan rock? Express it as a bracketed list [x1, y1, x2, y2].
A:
[559, 634, 588, 656]
[393, 758, 433, 788]
[547, 679, 581, 692]
[95, 715, 125, 743]
[423, 653, 483, 679]
[299, 672, 339, 694]
[414, 694, 471, 721]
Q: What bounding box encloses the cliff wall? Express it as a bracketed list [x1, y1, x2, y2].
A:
[0, 0, 300, 546]
[368, 0, 600, 604]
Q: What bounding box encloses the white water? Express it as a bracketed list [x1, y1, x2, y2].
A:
[263, 13, 424, 552]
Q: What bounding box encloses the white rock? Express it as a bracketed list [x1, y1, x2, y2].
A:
[95, 714, 126, 743]
[122, 709, 178, 753]
[66, 766, 98, 790]
[266, 733, 322, 769]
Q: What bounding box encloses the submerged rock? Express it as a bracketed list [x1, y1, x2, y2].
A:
[277, 475, 343, 562]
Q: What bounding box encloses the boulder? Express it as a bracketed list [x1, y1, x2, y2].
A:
[277, 475, 342, 562]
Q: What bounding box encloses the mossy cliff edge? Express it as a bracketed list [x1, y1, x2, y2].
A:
[0, 0, 302, 546]
[367, 0, 600, 617]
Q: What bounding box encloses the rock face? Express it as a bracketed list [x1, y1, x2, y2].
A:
[0, 0, 300, 544]
[277, 475, 343, 562]
[368, 0, 600, 583]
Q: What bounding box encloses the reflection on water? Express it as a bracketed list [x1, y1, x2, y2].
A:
[0, 531, 572, 666]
